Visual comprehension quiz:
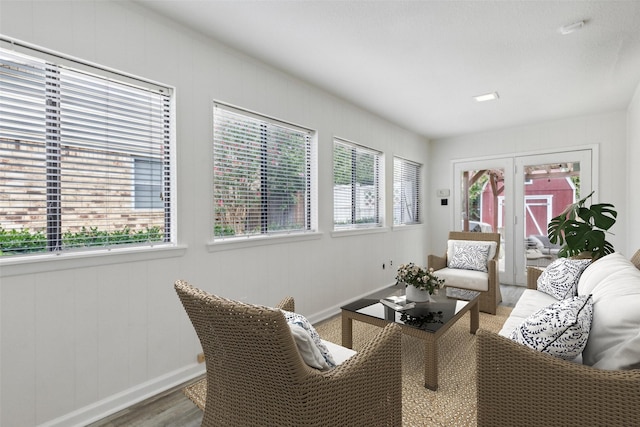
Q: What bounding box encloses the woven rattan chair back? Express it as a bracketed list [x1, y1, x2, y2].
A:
[174, 280, 403, 427]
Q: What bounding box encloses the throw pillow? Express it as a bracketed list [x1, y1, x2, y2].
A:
[447, 239, 498, 263]
[288, 324, 331, 370]
[281, 310, 336, 369]
[537, 258, 592, 300]
[448, 241, 491, 272]
[510, 295, 593, 360]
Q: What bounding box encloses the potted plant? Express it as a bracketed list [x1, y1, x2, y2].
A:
[396, 262, 445, 302]
[547, 191, 617, 260]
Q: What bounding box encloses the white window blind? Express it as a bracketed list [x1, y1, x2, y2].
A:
[393, 157, 421, 225]
[213, 103, 313, 239]
[0, 46, 173, 256]
[333, 138, 382, 229]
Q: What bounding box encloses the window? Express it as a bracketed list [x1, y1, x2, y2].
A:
[393, 157, 421, 225]
[333, 138, 382, 229]
[0, 46, 173, 257]
[213, 103, 313, 239]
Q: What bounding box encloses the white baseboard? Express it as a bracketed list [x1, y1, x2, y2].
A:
[306, 282, 395, 324]
[38, 364, 205, 427]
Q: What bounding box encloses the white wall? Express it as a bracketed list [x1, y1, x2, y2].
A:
[429, 111, 630, 257]
[0, 1, 429, 425]
[628, 82, 640, 255]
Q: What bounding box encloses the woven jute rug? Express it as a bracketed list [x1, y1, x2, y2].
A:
[184, 305, 511, 426]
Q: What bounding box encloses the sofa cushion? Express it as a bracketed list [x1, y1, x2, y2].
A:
[509, 295, 593, 360]
[436, 267, 490, 291]
[537, 258, 591, 300]
[577, 252, 640, 369]
[281, 310, 337, 369]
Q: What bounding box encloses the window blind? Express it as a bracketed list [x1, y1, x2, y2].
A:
[333, 138, 382, 229]
[0, 47, 172, 256]
[213, 103, 312, 239]
[393, 157, 421, 225]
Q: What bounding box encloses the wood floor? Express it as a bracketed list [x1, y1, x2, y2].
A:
[87, 377, 204, 427]
[88, 284, 525, 426]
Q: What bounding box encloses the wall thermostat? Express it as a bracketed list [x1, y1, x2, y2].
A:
[436, 189, 450, 197]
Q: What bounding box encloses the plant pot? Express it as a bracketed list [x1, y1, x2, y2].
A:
[406, 285, 433, 302]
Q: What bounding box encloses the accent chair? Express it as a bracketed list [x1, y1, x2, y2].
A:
[428, 231, 502, 315]
[174, 280, 403, 427]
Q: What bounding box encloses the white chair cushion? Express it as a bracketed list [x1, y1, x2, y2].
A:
[322, 340, 357, 365]
[577, 252, 640, 369]
[436, 267, 489, 292]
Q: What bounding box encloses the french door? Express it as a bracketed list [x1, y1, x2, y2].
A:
[453, 147, 595, 286]
[513, 150, 594, 284]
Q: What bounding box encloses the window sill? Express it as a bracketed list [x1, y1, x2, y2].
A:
[0, 244, 187, 278]
[207, 232, 323, 252]
[331, 227, 389, 238]
[391, 223, 424, 232]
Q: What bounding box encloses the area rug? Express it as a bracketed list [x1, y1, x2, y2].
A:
[183, 305, 511, 426]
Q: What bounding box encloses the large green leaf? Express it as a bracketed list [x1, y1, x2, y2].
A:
[547, 191, 616, 259]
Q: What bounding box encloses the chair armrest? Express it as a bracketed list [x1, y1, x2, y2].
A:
[487, 258, 499, 283]
[428, 254, 447, 270]
[313, 323, 402, 424]
[324, 323, 401, 378]
[477, 329, 640, 427]
[526, 266, 544, 289]
[275, 296, 295, 312]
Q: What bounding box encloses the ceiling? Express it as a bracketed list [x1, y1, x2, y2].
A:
[135, 1, 640, 140]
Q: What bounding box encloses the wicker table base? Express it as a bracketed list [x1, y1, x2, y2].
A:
[341, 291, 479, 390]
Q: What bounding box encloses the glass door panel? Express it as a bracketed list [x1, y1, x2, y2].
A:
[514, 150, 593, 284]
[454, 159, 513, 284]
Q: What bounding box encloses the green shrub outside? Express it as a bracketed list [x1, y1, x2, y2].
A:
[0, 226, 163, 256]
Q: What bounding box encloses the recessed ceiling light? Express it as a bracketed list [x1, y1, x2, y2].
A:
[559, 20, 585, 35]
[473, 92, 499, 102]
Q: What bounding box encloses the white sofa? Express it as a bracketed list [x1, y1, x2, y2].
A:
[501, 251, 640, 369]
[476, 250, 640, 427]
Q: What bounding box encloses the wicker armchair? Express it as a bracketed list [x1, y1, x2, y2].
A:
[174, 280, 403, 427]
[428, 231, 501, 314]
[477, 252, 640, 427]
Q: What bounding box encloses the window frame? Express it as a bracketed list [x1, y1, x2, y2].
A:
[0, 38, 176, 262]
[332, 137, 384, 231]
[211, 102, 318, 244]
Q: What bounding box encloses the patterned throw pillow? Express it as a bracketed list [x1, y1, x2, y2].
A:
[448, 242, 491, 272]
[281, 310, 336, 369]
[537, 258, 591, 300]
[510, 295, 593, 360]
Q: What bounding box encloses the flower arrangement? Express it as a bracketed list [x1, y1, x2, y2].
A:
[395, 263, 445, 295]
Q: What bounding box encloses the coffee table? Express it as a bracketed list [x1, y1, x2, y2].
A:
[341, 286, 480, 390]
